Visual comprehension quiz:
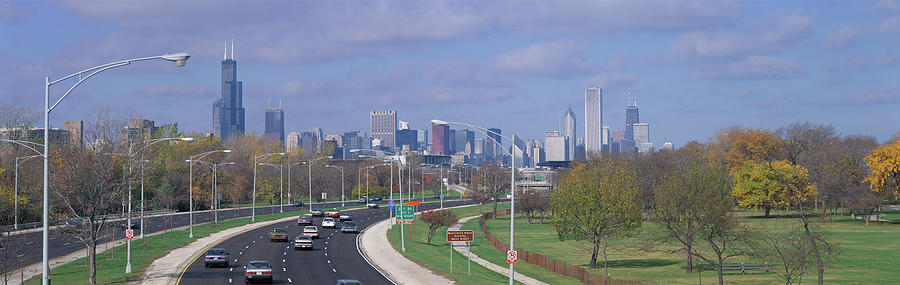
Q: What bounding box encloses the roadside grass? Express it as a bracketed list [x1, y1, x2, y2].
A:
[476, 209, 900, 285]
[386, 202, 527, 285]
[25, 204, 366, 285]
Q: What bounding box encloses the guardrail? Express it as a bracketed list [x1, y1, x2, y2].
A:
[1, 209, 175, 232]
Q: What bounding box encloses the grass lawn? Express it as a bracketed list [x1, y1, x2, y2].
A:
[386, 202, 529, 285]
[24, 204, 366, 285]
[476, 209, 900, 285]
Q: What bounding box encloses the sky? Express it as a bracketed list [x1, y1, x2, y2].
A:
[1, 0, 898, 147]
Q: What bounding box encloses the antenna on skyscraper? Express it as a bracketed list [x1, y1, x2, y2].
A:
[224, 41, 227, 61]
[231, 38, 234, 60]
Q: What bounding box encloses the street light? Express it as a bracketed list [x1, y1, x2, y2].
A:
[130, 137, 193, 242]
[363, 155, 406, 252]
[287, 161, 305, 209]
[194, 161, 235, 223]
[325, 165, 345, 207]
[302, 156, 332, 211]
[253, 152, 285, 221]
[14, 154, 42, 230]
[188, 149, 230, 237]
[258, 163, 284, 213]
[40, 52, 189, 285]
[433, 119, 519, 285]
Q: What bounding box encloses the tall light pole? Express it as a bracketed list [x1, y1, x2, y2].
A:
[129, 137, 193, 245]
[253, 152, 285, 222]
[302, 156, 332, 211]
[194, 161, 235, 223]
[287, 161, 304, 209]
[188, 149, 230, 238]
[258, 163, 284, 212]
[325, 165, 345, 207]
[14, 154, 42, 230]
[433, 119, 519, 285]
[40, 53, 189, 285]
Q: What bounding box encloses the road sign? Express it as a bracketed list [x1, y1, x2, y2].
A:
[440, 195, 444, 199]
[447, 230, 474, 242]
[125, 229, 134, 240]
[507, 250, 517, 263]
[395, 205, 415, 220]
[407, 200, 420, 206]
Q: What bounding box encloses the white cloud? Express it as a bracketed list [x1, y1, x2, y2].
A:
[824, 26, 861, 48]
[584, 72, 639, 91]
[855, 86, 900, 104]
[491, 41, 592, 77]
[693, 56, 807, 80]
[134, 83, 215, 98]
[669, 12, 815, 60]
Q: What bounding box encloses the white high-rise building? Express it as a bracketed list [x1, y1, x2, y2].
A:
[544, 131, 569, 162]
[662, 142, 674, 151]
[286, 131, 301, 153]
[601, 125, 610, 148]
[634, 123, 649, 145]
[398, 120, 409, 130]
[563, 106, 576, 161]
[584, 87, 602, 156]
[369, 110, 397, 149]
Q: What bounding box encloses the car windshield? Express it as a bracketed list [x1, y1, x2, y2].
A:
[343, 222, 357, 227]
[300, 214, 312, 219]
[273, 229, 287, 234]
[324, 218, 334, 222]
[304, 226, 317, 231]
[296, 235, 311, 241]
[247, 261, 270, 269]
[207, 249, 226, 255]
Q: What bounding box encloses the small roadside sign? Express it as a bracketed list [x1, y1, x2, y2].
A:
[125, 229, 134, 240]
[407, 200, 420, 206]
[507, 250, 517, 263]
[446, 230, 474, 242]
[440, 195, 444, 199]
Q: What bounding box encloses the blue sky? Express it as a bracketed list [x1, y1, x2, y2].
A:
[1, 0, 898, 147]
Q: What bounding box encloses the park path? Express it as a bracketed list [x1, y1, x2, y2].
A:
[359, 217, 455, 284]
[448, 215, 548, 285]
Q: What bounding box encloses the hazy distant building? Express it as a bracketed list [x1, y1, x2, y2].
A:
[544, 131, 569, 162]
[563, 106, 577, 161]
[512, 135, 527, 168]
[370, 110, 397, 150]
[474, 138, 484, 155]
[584, 87, 602, 156]
[454, 129, 474, 155]
[417, 129, 428, 151]
[662, 142, 674, 151]
[324, 134, 342, 146]
[397, 129, 418, 150]
[634, 123, 649, 146]
[398, 120, 409, 130]
[638, 142, 654, 154]
[575, 138, 586, 161]
[432, 124, 451, 155]
[488, 128, 502, 161]
[601, 125, 610, 152]
[216, 41, 245, 140]
[263, 102, 285, 147]
[62, 121, 83, 148]
[286, 132, 300, 153]
[300, 131, 318, 154]
[532, 144, 545, 166]
[624, 92, 639, 153]
[122, 119, 158, 143]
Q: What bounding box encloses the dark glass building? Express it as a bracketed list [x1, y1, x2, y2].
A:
[215, 42, 245, 140]
[263, 102, 284, 147]
[624, 94, 639, 153]
[432, 124, 450, 155]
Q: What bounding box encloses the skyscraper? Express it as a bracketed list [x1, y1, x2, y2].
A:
[369, 110, 397, 150]
[263, 101, 285, 147]
[601, 125, 610, 152]
[563, 106, 576, 161]
[512, 135, 527, 168]
[432, 124, 450, 155]
[544, 131, 569, 162]
[454, 129, 474, 155]
[217, 40, 245, 140]
[62, 121, 83, 149]
[584, 87, 602, 156]
[624, 91, 639, 153]
[487, 128, 502, 161]
[286, 131, 300, 153]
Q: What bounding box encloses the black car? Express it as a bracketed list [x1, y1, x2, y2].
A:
[293, 200, 304, 207]
[297, 214, 313, 226]
[122, 220, 141, 229]
[370, 196, 383, 201]
[340, 221, 358, 233]
[203, 248, 229, 267]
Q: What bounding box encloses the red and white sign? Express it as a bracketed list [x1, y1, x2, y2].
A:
[424, 177, 432, 182]
[125, 229, 134, 240]
[507, 250, 517, 263]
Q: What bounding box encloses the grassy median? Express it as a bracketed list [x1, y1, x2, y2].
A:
[24, 205, 365, 285]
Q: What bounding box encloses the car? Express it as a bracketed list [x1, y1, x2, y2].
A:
[339, 213, 352, 220]
[325, 208, 340, 218]
[203, 248, 229, 268]
[244, 260, 273, 284]
[321, 217, 337, 228]
[303, 226, 319, 238]
[310, 209, 324, 216]
[297, 214, 313, 226]
[293, 200, 304, 207]
[270, 228, 289, 242]
[357, 197, 368, 203]
[370, 196, 383, 201]
[293, 235, 313, 250]
[336, 280, 362, 285]
[340, 221, 358, 233]
[366, 202, 379, 209]
[122, 220, 141, 229]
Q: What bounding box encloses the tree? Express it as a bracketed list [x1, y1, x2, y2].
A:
[652, 158, 730, 273]
[420, 209, 458, 243]
[551, 157, 641, 276]
[752, 222, 816, 285]
[471, 163, 509, 219]
[725, 128, 785, 171]
[732, 160, 817, 217]
[688, 185, 751, 285]
[863, 138, 900, 198]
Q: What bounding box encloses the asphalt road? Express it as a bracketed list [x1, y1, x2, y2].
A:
[0, 197, 451, 278]
[177, 199, 475, 285]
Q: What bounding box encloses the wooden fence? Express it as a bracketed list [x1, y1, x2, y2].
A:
[479, 210, 646, 285]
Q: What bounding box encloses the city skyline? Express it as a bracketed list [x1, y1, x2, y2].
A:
[1, 1, 898, 147]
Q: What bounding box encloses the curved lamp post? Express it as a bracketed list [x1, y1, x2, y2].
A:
[258, 163, 284, 213]
[40, 53, 189, 284]
[253, 152, 285, 221]
[432, 119, 519, 285]
[324, 165, 345, 207]
[187, 149, 230, 237]
[14, 154, 42, 230]
[302, 156, 332, 211]
[193, 161, 235, 223]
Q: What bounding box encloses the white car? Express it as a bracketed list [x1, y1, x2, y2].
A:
[322, 217, 336, 228]
[339, 213, 352, 220]
[303, 226, 319, 239]
[366, 202, 378, 209]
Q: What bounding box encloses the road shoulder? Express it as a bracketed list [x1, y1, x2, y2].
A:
[358, 218, 454, 284]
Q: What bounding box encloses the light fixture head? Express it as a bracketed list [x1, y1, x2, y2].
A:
[223, 149, 232, 153]
[161, 53, 190, 67]
[180, 137, 195, 142]
[185, 159, 191, 163]
[430, 119, 448, 125]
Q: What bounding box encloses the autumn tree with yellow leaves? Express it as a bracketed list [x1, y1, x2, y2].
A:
[863, 137, 900, 198]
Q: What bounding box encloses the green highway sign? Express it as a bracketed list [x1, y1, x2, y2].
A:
[395, 205, 415, 221]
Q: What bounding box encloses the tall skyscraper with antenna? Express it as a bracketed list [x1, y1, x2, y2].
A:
[624, 88, 639, 153]
[215, 39, 245, 140]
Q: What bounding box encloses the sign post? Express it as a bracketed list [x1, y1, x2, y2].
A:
[447, 230, 475, 276]
[125, 229, 134, 240]
[394, 205, 415, 224]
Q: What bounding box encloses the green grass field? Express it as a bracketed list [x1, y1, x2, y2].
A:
[470, 209, 900, 285]
[22, 204, 366, 285]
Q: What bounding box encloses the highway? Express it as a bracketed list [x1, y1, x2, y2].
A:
[177, 199, 474, 285]
[0, 201, 377, 278]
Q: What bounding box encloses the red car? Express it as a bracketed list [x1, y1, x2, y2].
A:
[325, 208, 340, 218]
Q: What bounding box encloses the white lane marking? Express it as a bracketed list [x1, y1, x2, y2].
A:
[234, 259, 238, 262]
[327, 260, 330, 264]
[26, 242, 33, 245]
[229, 278, 232, 283]
[288, 278, 293, 283]
[332, 268, 336, 272]
[283, 252, 287, 255]
[282, 259, 286, 263]
[324, 253, 327, 256]
[283, 267, 286, 271]
[63, 242, 71, 246]
[252, 240, 256, 243]
[259, 236, 263, 239]
[230, 268, 234, 272]
[245, 245, 249, 249]
[239, 252, 243, 255]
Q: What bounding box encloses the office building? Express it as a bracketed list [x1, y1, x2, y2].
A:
[215, 40, 245, 140]
[286, 131, 301, 153]
[398, 120, 409, 130]
[474, 138, 484, 155]
[300, 131, 318, 154]
[263, 101, 285, 147]
[512, 135, 527, 168]
[122, 119, 158, 143]
[324, 134, 342, 146]
[62, 120, 83, 148]
[601, 125, 610, 151]
[575, 138, 586, 161]
[624, 91, 639, 153]
[584, 87, 602, 156]
[417, 129, 428, 151]
[563, 106, 576, 161]
[662, 142, 674, 151]
[432, 124, 450, 155]
[638, 142, 654, 154]
[488, 128, 502, 161]
[634, 123, 649, 145]
[397, 129, 418, 150]
[370, 110, 397, 150]
[544, 131, 568, 162]
[454, 129, 474, 155]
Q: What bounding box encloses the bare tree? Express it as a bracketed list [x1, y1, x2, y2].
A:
[471, 163, 508, 219]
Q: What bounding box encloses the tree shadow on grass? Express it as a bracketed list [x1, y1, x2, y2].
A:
[583, 259, 677, 268]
